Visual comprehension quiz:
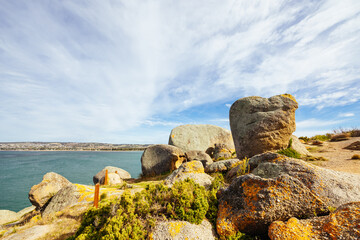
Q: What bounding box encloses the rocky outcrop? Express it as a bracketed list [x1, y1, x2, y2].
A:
[93, 166, 131, 185]
[268, 202, 360, 240]
[249, 152, 360, 207]
[205, 159, 240, 173]
[225, 159, 250, 182]
[216, 174, 328, 236]
[168, 124, 234, 152]
[164, 161, 213, 188]
[42, 185, 81, 217]
[229, 94, 298, 159]
[0, 206, 36, 225]
[290, 135, 310, 156]
[28, 172, 72, 209]
[2, 224, 56, 240]
[185, 150, 213, 168]
[150, 220, 216, 240]
[141, 144, 186, 176]
[216, 152, 360, 236]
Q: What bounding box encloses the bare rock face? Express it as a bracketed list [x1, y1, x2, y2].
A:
[164, 161, 213, 188]
[229, 94, 298, 159]
[28, 172, 72, 209]
[42, 184, 81, 217]
[249, 153, 360, 208]
[268, 202, 360, 240]
[93, 166, 131, 185]
[0, 210, 18, 225]
[185, 150, 213, 168]
[216, 174, 328, 236]
[141, 144, 186, 176]
[150, 220, 216, 240]
[169, 124, 235, 153]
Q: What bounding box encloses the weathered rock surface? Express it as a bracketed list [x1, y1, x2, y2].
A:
[150, 220, 216, 240]
[229, 94, 298, 159]
[216, 174, 328, 236]
[93, 166, 131, 185]
[268, 202, 360, 240]
[42, 184, 81, 216]
[28, 172, 72, 209]
[164, 161, 213, 188]
[168, 124, 234, 152]
[344, 141, 360, 150]
[2, 224, 55, 240]
[0, 210, 18, 225]
[185, 150, 213, 168]
[290, 135, 310, 156]
[141, 144, 186, 176]
[249, 152, 360, 207]
[225, 159, 250, 182]
[205, 159, 240, 173]
[213, 143, 233, 160]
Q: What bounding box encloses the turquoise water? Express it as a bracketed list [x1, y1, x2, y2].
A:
[0, 151, 143, 212]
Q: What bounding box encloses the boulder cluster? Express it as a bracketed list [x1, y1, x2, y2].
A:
[2, 94, 359, 240]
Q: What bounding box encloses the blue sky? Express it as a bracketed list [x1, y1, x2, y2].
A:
[0, 0, 359, 144]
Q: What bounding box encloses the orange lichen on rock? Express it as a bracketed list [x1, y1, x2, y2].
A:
[280, 93, 297, 104]
[216, 201, 238, 236]
[268, 202, 360, 240]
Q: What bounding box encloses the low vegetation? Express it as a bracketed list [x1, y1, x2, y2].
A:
[277, 139, 301, 159]
[299, 127, 360, 143]
[351, 154, 360, 160]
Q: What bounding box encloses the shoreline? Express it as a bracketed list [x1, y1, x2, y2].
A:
[0, 149, 145, 152]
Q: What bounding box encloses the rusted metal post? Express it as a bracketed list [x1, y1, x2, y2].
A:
[104, 169, 109, 185]
[94, 183, 100, 208]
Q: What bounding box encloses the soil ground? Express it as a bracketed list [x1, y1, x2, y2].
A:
[306, 137, 360, 175]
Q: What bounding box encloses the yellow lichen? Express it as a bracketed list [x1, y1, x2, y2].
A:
[184, 161, 204, 173]
[168, 222, 187, 237]
[280, 94, 297, 103]
[269, 217, 314, 240]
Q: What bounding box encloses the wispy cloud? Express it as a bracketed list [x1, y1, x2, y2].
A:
[338, 112, 355, 117]
[0, 0, 359, 142]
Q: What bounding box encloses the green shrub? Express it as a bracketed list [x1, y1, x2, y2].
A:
[299, 136, 309, 143]
[277, 148, 301, 159]
[206, 173, 225, 225]
[310, 134, 331, 141]
[69, 179, 209, 239]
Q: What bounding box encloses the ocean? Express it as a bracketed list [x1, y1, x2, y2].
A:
[0, 151, 143, 212]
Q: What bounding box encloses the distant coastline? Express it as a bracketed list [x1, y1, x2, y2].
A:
[0, 142, 150, 151]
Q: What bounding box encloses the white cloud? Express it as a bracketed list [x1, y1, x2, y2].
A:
[0, 0, 359, 142]
[338, 112, 355, 117]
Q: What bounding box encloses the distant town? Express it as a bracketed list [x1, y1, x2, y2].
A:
[0, 142, 150, 151]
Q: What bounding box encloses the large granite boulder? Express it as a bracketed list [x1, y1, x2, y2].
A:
[141, 144, 186, 176]
[164, 161, 213, 188]
[216, 174, 328, 236]
[29, 172, 72, 209]
[169, 124, 234, 152]
[185, 150, 213, 168]
[268, 202, 360, 240]
[150, 220, 216, 240]
[216, 152, 360, 236]
[42, 184, 81, 217]
[249, 152, 360, 207]
[205, 159, 240, 173]
[93, 166, 130, 185]
[229, 94, 298, 159]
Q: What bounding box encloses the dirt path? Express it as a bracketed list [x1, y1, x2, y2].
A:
[306, 137, 360, 175]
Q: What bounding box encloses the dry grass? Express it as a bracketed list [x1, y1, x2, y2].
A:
[351, 154, 360, 160]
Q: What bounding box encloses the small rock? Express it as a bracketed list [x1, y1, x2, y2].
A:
[268, 202, 360, 240]
[230, 94, 298, 159]
[141, 144, 186, 176]
[290, 135, 311, 156]
[164, 161, 213, 188]
[205, 159, 240, 173]
[213, 143, 233, 160]
[0, 210, 18, 225]
[93, 166, 131, 185]
[28, 172, 72, 209]
[185, 150, 213, 168]
[150, 220, 216, 240]
[344, 141, 360, 150]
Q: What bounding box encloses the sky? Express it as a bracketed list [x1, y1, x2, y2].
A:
[0, 0, 359, 144]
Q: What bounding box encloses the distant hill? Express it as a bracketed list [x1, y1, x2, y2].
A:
[0, 142, 150, 151]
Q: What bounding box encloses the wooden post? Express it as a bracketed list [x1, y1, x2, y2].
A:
[94, 183, 100, 208]
[104, 169, 108, 185]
